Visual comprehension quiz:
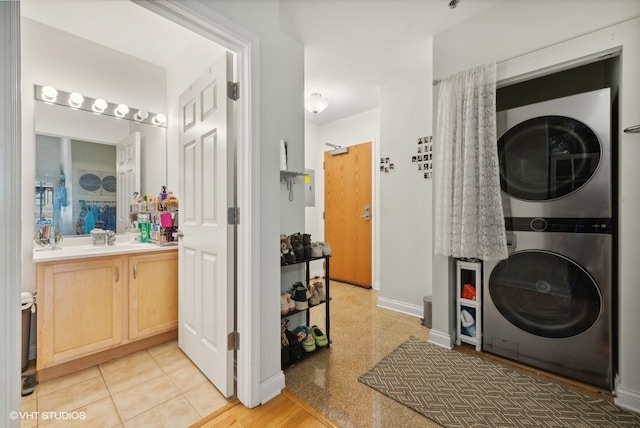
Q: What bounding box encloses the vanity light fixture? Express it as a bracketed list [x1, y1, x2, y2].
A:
[34, 84, 167, 128]
[68, 92, 85, 109]
[92, 98, 107, 114]
[134, 109, 148, 121]
[114, 104, 130, 118]
[152, 113, 167, 126]
[41, 86, 58, 103]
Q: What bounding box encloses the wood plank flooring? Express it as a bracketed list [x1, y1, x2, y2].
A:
[190, 389, 337, 428]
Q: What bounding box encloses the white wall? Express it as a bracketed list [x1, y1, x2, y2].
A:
[431, 0, 640, 412]
[305, 109, 380, 281]
[378, 64, 433, 318]
[21, 18, 168, 292]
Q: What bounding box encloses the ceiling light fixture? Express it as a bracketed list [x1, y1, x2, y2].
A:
[134, 110, 148, 121]
[114, 104, 130, 118]
[41, 86, 58, 103]
[152, 113, 167, 126]
[305, 93, 330, 114]
[92, 98, 107, 114]
[68, 92, 85, 109]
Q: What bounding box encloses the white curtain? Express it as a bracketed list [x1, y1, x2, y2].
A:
[434, 63, 508, 261]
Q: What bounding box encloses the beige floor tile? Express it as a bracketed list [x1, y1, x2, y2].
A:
[150, 347, 190, 372]
[38, 375, 110, 414]
[37, 365, 101, 397]
[39, 396, 121, 428]
[146, 339, 179, 358]
[183, 380, 231, 417]
[123, 395, 201, 428]
[99, 350, 164, 394]
[111, 374, 181, 421]
[163, 359, 208, 393]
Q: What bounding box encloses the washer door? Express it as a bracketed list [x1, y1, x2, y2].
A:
[498, 116, 601, 201]
[488, 250, 601, 338]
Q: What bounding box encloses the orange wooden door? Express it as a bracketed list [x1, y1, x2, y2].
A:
[324, 142, 372, 288]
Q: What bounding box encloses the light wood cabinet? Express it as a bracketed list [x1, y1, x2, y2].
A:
[37, 257, 124, 369]
[129, 252, 178, 340]
[36, 250, 177, 373]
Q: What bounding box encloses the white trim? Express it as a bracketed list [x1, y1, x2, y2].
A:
[428, 329, 454, 350]
[615, 386, 640, 415]
[377, 296, 423, 319]
[133, 0, 261, 408]
[259, 371, 286, 405]
[1, 2, 23, 426]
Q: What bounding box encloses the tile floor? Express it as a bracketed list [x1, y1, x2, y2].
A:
[20, 340, 232, 428]
[284, 280, 440, 428]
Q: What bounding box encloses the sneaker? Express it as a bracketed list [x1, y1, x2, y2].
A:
[291, 282, 309, 310]
[313, 281, 326, 301]
[320, 242, 332, 256]
[309, 283, 320, 306]
[280, 294, 290, 315]
[286, 293, 295, 312]
[310, 242, 323, 258]
[293, 325, 316, 352]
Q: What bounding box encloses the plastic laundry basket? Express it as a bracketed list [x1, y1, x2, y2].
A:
[21, 292, 36, 372]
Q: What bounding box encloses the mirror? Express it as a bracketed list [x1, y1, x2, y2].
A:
[35, 100, 167, 237]
[34, 225, 63, 249]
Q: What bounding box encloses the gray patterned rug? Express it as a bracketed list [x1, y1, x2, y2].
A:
[358, 336, 640, 427]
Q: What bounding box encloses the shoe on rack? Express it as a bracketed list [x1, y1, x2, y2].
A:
[286, 292, 295, 312]
[293, 325, 316, 352]
[320, 242, 332, 256]
[303, 233, 312, 259]
[291, 282, 310, 310]
[280, 294, 290, 315]
[310, 325, 328, 347]
[310, 242, 323, 258]
[313, 281, 326, 301]
[309, 283, 320, 306]
[290, 233, 305, 261]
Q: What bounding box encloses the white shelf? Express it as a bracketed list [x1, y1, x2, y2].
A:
[456, 259, 482, 351]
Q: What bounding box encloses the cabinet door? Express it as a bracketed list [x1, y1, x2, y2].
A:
[37, 257, 124, 369]
[129, 251, 178, 340]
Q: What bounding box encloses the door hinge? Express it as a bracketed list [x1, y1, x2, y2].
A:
[227, 81, 239, 101]
[323, 211, 325, 220]
[228, 331, 240, 350]
[228, 207, 240, 225]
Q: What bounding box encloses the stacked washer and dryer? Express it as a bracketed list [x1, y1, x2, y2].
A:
[483, 88, 613, 390]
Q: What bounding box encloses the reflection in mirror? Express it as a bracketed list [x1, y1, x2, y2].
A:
[36, 136, 116, 235]
[34, 225, 63, 249]
[35, 99, 167, 237]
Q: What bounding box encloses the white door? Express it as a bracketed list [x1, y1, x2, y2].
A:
[178, 53, 236, 397]
[116, 132, 140, 233]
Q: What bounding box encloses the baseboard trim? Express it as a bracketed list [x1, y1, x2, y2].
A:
[615, 385, 640, 414]
[428, 329, 454, 349]
[376, 296, 422, 318]
[260, 370, 286, 404]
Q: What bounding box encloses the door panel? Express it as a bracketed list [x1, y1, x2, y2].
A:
[178, 52, 235, 398]
[324, 142, 372, 288]
[116, 132, 140, 233]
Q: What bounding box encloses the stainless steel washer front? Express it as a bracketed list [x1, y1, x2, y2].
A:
[483, 229, 612, 390]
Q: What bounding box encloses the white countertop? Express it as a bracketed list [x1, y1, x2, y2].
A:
[33, 239, 177, 263]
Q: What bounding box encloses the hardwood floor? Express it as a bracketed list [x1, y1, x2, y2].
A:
[190, 389, 337, 428]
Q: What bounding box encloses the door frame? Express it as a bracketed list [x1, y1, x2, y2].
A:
[135, 0, 261, 408]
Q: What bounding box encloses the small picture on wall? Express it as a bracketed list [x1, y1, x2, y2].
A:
[380, 157, 385, 164]
[385, 157, 390, 163]
[380, 165, 385, 172]
[412, 156, 417, 163]
[389, 163, 395, 171]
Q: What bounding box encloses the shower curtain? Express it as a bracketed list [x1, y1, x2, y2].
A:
[434, 63, 508, 261]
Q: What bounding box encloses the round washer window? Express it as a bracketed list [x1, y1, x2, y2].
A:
[488, 250, 601, 338]
[498, 116, 601, 201]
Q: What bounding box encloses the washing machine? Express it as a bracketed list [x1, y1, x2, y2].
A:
[483, 221, 612, 390]
[497, 88, 611, 218]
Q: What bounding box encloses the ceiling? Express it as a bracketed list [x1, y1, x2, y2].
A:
[21, 0, 504, 126]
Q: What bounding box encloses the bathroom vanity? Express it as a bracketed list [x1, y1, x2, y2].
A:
[33, 242, 177, 381]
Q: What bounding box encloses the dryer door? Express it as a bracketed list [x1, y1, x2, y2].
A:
[498, 115, 601, 201]
[488, 250, 601, 338]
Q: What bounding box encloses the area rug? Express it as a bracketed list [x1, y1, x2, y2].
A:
[358, 336, 640, 428]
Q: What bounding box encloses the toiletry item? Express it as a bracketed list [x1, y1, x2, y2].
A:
[90, 223, 107, 246]
[138, 213, 151, 243]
